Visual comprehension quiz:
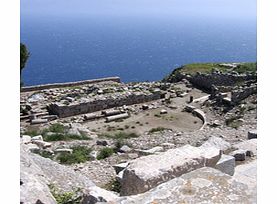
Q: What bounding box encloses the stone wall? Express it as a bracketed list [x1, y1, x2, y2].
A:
[231, 85, 257, 104]
[21, 77, 121, 92]
[48, 92, 161, 118]
[185, 73, 256, 91]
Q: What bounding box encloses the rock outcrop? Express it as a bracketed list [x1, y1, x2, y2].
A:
[20, 145, 118, 204]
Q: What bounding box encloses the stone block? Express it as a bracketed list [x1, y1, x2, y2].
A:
[119, 145, 132, 153]
[54, 148, 73, 154]
[31, 135, 43, 141]
[248, 130, 257, 139]
[120, 144, 221, 196]
[31, 118, 48, 124]
[230, 149, 246, 161]
[115, 167, 256, 204]
[21, 135, 31, 144]
[215, 154, 235, 176]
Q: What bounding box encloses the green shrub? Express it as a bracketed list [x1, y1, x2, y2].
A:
[49, 184, 81, 204]
[23, 129, 40, 137]
[37, 150, 54, 159]
[225, 116, 243, 129]
[104, 178, 121, 193]
[48, 123, 65, 133]
[101, 132, 139, 140]
[149, 127, 171, 133]
[97, 147, 114, 160]
[43, 133, 90, 142]
[57, 146, 92, 164]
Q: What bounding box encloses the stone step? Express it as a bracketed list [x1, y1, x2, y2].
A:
[120, 144, 221, 196]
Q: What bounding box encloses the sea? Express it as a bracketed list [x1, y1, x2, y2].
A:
[20, 15, 257, 86]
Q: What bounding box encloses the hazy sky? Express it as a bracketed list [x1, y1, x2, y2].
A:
[21, 0, 256, 20]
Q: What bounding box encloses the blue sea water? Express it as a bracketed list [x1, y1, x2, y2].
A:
[20, 16, 256, 86]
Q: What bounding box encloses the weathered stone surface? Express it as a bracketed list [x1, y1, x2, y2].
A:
[31, 135, 43, 141]
[233, 160, 257, 190]
[201, 136, 232, 153]
[120, 144, 221, 196]
[230, 149, 246, 161]
[199, 146, 222, 167]
[119, 145, 132, 153]
[116, 167, 256, 204]
[21, 147, 56, 204]
[113, 162, 129, 174]
[248, 129, 257, 139]
[233, 139, 257, 156]
[137, 146, 164, 155]
[21, 144, 118, 203]
[21, 135, 31, 144]
[160, 109, 167, 114]
[215, 154, 235, 176]
[31, 118, 48, 124]
[32, 140, 52, 149]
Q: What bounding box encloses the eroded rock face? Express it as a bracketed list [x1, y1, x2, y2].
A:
[20, 147, 57, 204]
[20, 145, 118, 203]
[116, 167, 256, 204]
[120, 144, 221, 196]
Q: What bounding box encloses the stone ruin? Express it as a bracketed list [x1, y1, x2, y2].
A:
[48, 90, 162, 118]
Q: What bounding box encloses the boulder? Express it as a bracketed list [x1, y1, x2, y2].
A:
[120, 144, 221, 196]
[215, 154, 235, 176]
[115, 167, 256, 204]
[31, 135, 43, 141]
[21, 135, 31, 144]
[141, 104, 149, 110]
[160, 109, 168, 114]
[248, 130, 257, 139]
[230, 149, 246, 161]
[201, 136, 232, 153]
[96, 140, 108, 146]
[119, 145, 132, 153]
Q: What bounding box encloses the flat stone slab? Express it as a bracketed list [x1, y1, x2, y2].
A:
[120, 144, 221, 196]
[116, 167, 256, 204]
[233, 160, 257, 190]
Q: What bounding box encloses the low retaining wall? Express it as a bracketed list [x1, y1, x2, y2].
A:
[185, 73, 256, 91]
[48, 92, 161, 118]
[231, 85, 257, 104]
[21, 77, 121, 92]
